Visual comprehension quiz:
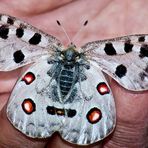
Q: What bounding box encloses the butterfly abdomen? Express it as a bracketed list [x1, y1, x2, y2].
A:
[59, 68, 74, 97]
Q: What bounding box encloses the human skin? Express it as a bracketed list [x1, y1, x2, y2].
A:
[0, 0, 148, 147]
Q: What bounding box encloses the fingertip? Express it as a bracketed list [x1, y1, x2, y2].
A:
[0, 93, 9, 111]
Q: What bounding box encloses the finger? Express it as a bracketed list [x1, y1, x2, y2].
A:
[0, 93, 9, 111]
[0, 0, 73, 16]
[104, 79, 148, 146]
[0, 66, 32, 113]
[47, 133, 102, 148]
[0, 102, 48, 148]
[111, 79, 148, 123]
[0, 94, 102, 148]
[0, 66, 49, 148]
[0, 64, 33, 94]
[0, 70, 20, 94]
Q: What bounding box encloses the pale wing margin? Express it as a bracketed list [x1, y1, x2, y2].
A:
[81, 34, 148, 91]
[0, 14, 62, 71]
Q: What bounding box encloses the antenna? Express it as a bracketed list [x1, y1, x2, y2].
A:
[56, 20, 88, 46]
[56, 20, 71, 44]
[72, 20, 88, 43]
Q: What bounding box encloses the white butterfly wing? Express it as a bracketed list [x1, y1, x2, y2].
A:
[60, 62, 116, 145]
[7, 57, 63, 138]
[7, 57, 116, 144]
[0, 14, 62, 71]
[82, 35, 148, 91]
[4, 14, 148, 145]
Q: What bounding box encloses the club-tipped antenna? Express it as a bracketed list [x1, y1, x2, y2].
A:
[56, 20, 71, 44]
[72, 20, 88, 43]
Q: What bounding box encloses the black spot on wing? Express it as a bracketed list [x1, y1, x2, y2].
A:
[104, 43, 116, 55]
[66, 109, 76, 117]
[124, 42, 133, 53]
[138, 36, 145, 42]
[29, 33, 41, 45]
[46, 106, 56, 115]
[13, 50, 25, 63]
[16, 27, 24, 38]
[139, 65, 148, 81]
[46, 106, 76, 118]
[145, 65, 148, 73]
[0, 25, 9, 39]
[7, 17, 14, 25]
[115, 64, 127, 78]
[139, 45, 148, 58]
[139, 72, 147, 81]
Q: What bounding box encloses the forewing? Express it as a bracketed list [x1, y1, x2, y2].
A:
[60, 62, 116, 145]
[0, 14, 62, 71]
[7, 57, 63, 138]
[82, 35, 148, 91]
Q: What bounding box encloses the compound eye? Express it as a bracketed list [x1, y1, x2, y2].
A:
[61, 53, 65, 59]
[73, 44, 76, 48]
[76, 55, 80, 60]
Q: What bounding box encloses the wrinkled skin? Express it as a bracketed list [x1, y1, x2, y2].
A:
[0, 0, 148, 148]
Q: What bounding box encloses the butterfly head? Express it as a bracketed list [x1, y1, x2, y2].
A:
[61, 44, 79, 65]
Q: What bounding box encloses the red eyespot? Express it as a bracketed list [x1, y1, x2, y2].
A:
[96, 82, 110, 95]
[22, 99, 36, 114]
[86, 108, 102, 124]
[22, 72, 35, 85]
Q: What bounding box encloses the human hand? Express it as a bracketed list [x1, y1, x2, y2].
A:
[0, 0, 148, 147]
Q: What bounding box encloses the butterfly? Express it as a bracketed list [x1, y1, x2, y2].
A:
[0, 14, 147, 145]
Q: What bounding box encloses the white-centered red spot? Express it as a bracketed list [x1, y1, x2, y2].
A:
[22, 72, 35, 85]
[86, 108, 102, 124]
[22, 99, 36, 114]
[96, 82, 110, 95]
